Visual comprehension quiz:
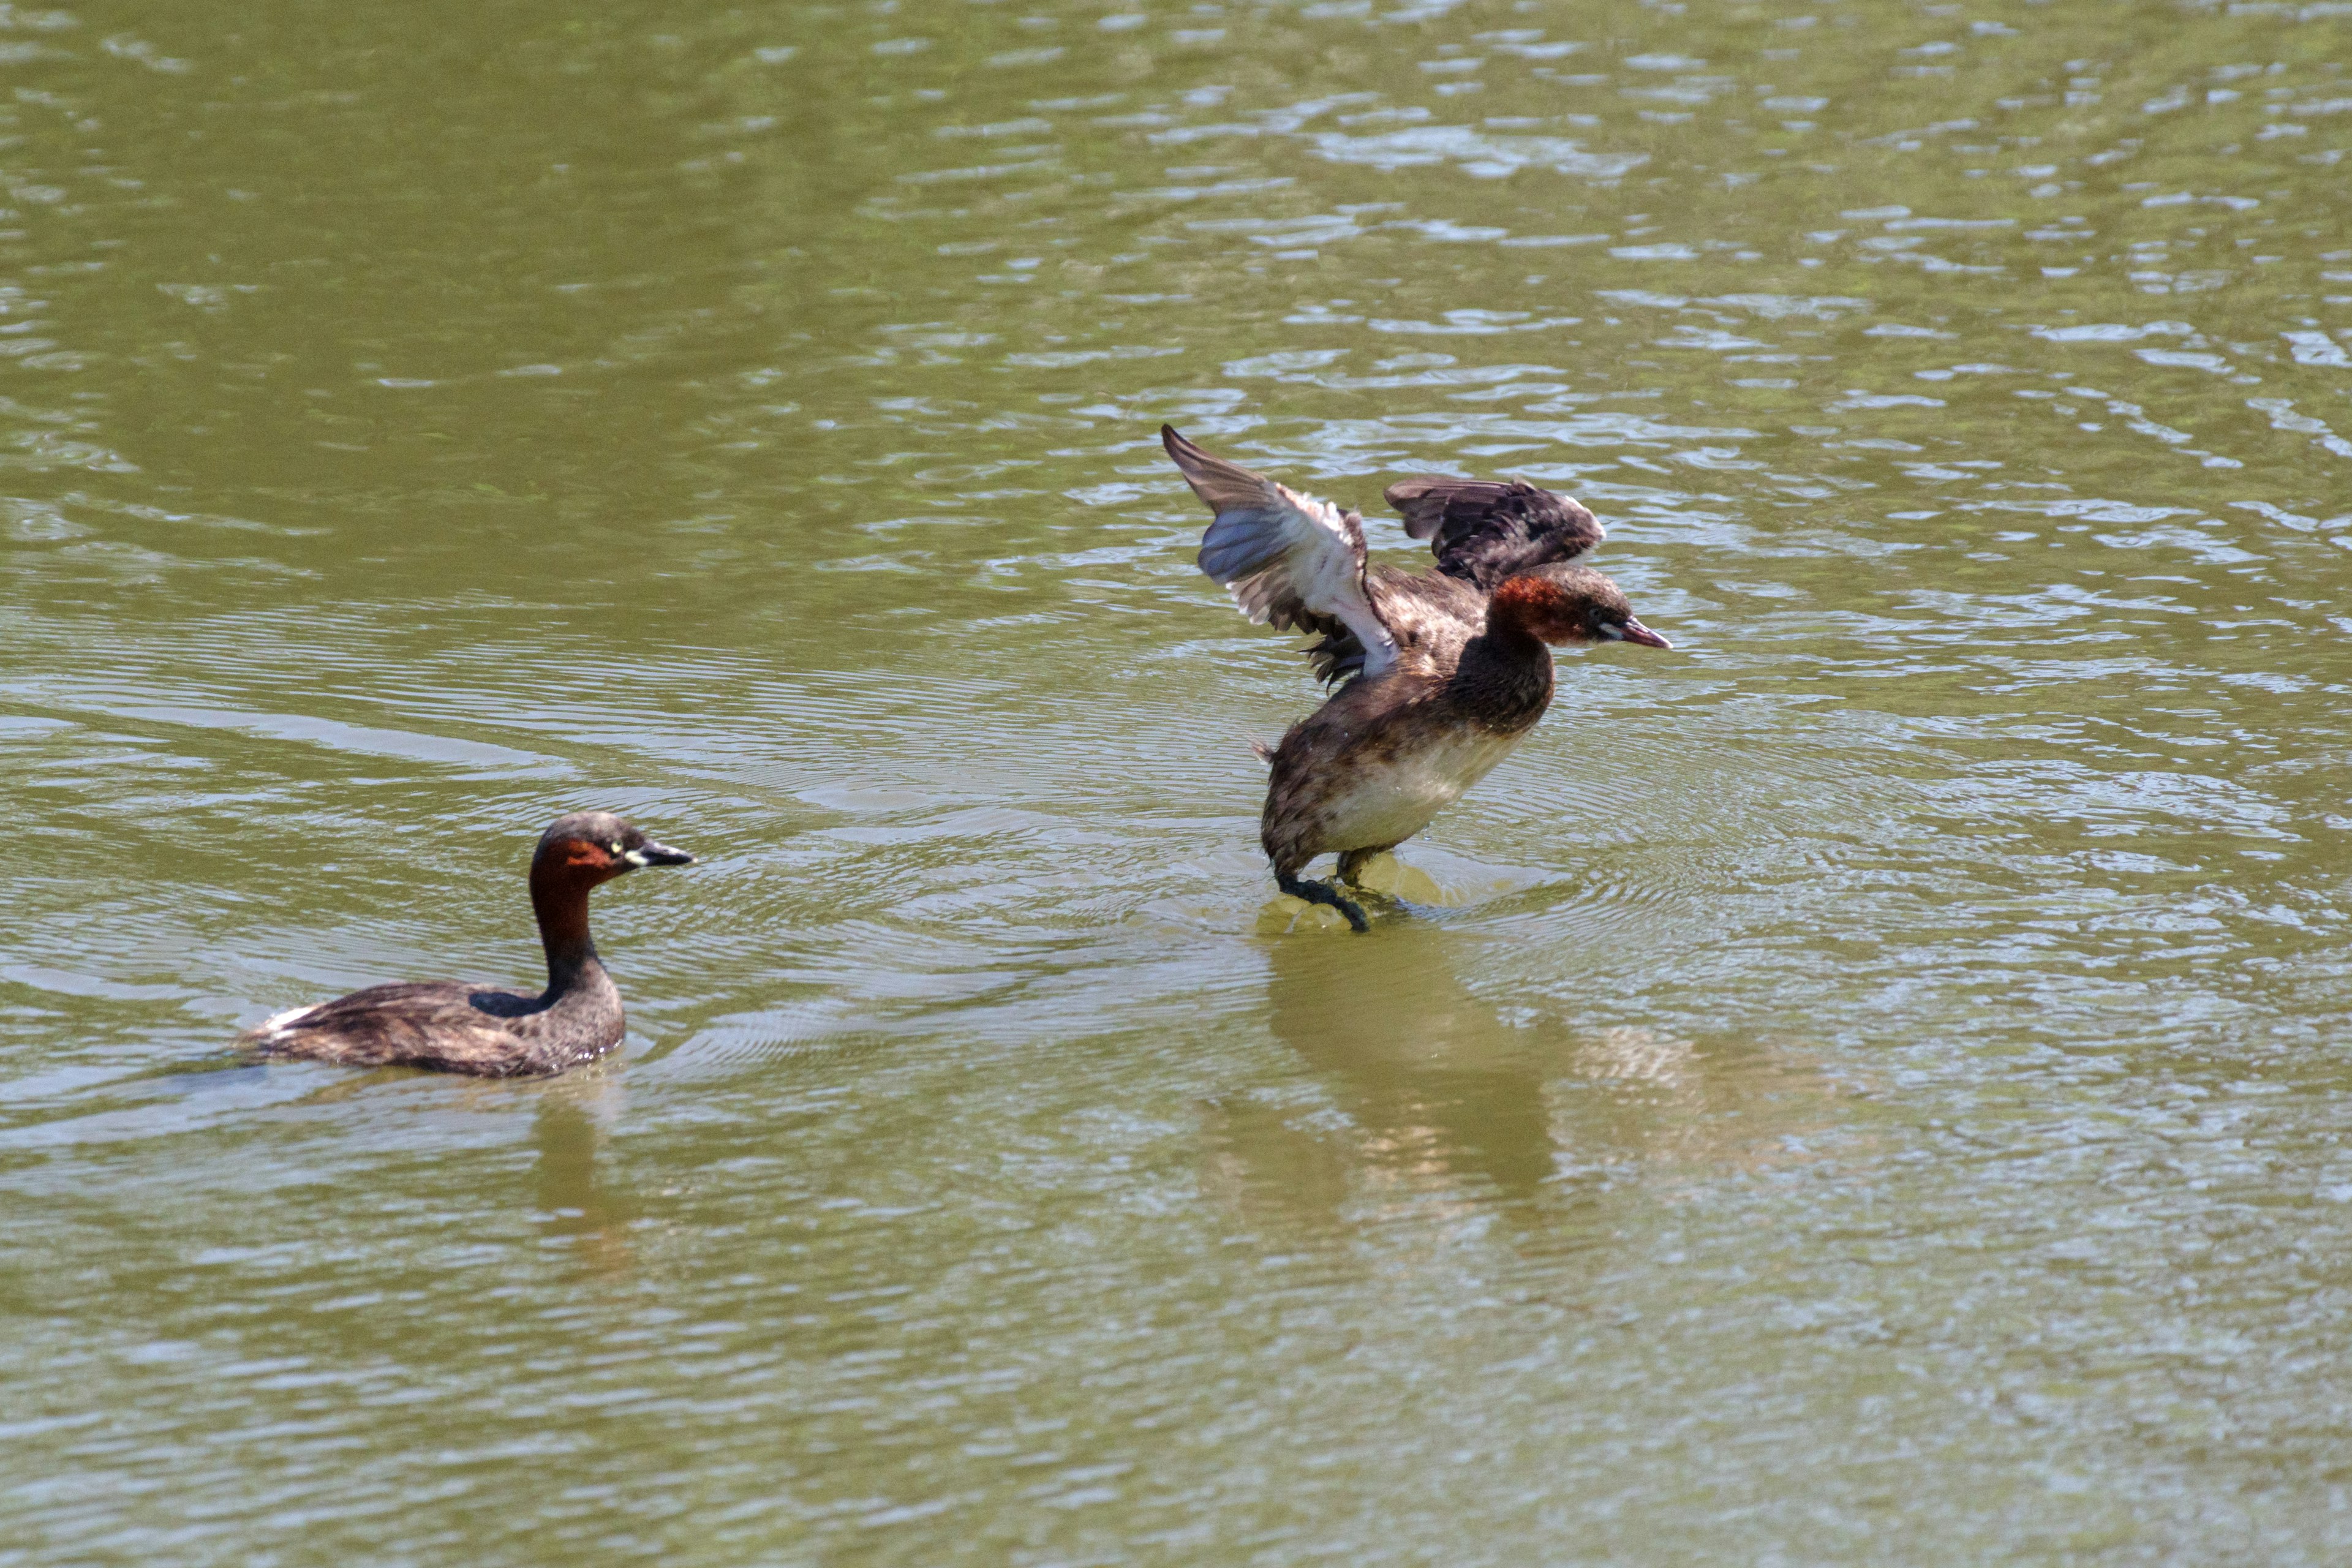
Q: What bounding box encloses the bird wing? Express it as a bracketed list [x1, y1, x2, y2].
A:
[1382, 475, 1606, 593]
[1164, 424, 1400, 680]
[1303, 565, 1486, 686]
[243, 981, 545, 1074]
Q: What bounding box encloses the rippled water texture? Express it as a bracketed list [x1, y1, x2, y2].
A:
[7, 0, 2352, 1560]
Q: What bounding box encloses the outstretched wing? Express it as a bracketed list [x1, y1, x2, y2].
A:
[1383, 476, 1605, 593]
[1164, 424, 1400, 680]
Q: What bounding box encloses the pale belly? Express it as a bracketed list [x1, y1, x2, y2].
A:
[1310, 727, 1525, 850]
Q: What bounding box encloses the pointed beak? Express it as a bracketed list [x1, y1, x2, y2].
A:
[1611, 617, 1672, 650]
[622, 840, 696, 868]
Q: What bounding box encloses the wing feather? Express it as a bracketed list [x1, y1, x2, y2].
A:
[1384, 475, 1605, 592]
[1164, 425, 1400, 679]
[1306, 565, 1485, 685]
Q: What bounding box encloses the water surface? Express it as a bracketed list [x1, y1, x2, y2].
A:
[7, 0, 2352, 1561]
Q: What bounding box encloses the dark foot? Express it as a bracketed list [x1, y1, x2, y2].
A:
[1277, 872, 1370, 932]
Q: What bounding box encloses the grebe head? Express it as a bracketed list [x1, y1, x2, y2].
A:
[532, 812, 696, 885]
[1488, 565, 1672, 649]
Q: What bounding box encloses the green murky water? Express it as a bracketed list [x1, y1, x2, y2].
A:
[7, 0, 2352, 1559]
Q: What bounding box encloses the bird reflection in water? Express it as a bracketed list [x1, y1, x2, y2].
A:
[532, 1085, 638, 1280]
[277, 1065, 646, 1275]
[1201, 928, 1861, 1237]
[1201, 930, 1563, 1232]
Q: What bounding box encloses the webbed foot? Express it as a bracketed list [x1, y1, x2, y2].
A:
[1276, 871, 1371, 932]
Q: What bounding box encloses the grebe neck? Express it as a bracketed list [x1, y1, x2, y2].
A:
[528, 869, 604, 997]
[1450, 614, 1555, 732]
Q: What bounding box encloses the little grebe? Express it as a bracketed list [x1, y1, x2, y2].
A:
[1164, 425, 1671, 930]
[240, 812, 694, 1076]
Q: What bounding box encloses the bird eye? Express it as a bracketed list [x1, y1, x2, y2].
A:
[609, 841, 624, 854]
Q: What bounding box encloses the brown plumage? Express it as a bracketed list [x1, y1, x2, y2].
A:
[1164, 425, 1670, 930]
[1385, 474, 1605, 590]
[239, 812, 695, 1076]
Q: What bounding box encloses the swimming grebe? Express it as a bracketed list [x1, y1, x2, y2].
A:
[1164, 425, 1671, 930]
[240, 812, 695, 1076]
